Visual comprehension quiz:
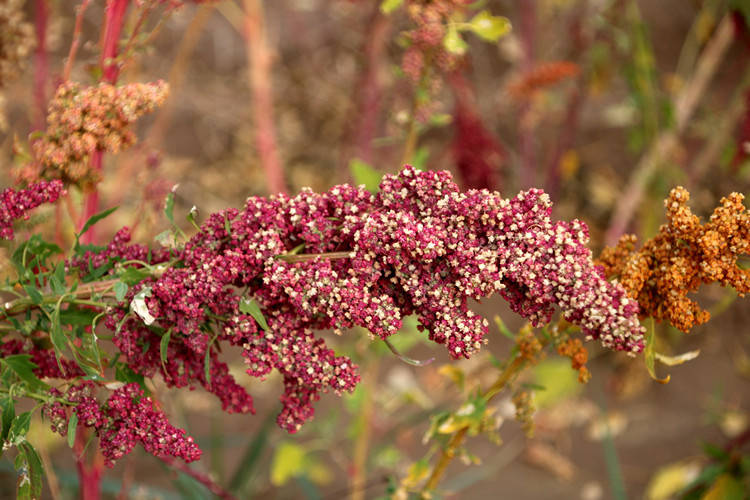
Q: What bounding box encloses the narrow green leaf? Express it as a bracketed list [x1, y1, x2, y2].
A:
[1, 355, 48, 391]
[50, 305, 67, 358]
[443, 24, 468, 55]
[67, 413, 78, 448]
[164, 190, 176, 225]
[239, 298, 270, 332]
[0, 396, 15, 444]
[204, 348, 212, 386]
[160, 329, 171, 372]
[229, 412, 275, 493]
[380, 0, 404, 14]
[114, 281, 128, 302]
[644, 319, 670, 383]
[468, 11, 511, 42]
[15, 445, 31, 500]
[75, 206, 118, 250]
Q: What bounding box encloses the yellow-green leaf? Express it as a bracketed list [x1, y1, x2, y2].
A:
[468, 11, 511, 42]
[533, 359, 582, 407]
[380, 0, 404, 14]
[270, 442, 306, 486]
[645, 319, 670, 384]
[443, 25, 468, 55]
[701, 474, 745, 500]
[645, 460, 701, 500]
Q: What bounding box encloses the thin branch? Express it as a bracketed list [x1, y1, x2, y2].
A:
[62, 0, 92, 82]
[605, 14, 735, 245]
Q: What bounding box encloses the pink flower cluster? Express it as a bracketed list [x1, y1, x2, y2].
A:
[91, 166, 642, 434]
[1, 339, 83, 379]
[0, 180, 64, 239]
[43, 382, 201, 467]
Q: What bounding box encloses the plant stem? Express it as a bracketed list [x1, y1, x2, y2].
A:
[159, 455, 239, 500]
[244, 0, 287, 195]
[419, 336, 550, 497]
[350, 360, 379, 500]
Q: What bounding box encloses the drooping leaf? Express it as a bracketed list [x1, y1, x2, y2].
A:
[21, 285, 43, 306]
[655, 350, 700, 366]
[0, 396, 16, 444]
[8, 412, 32, 446]
[1, 355, 48, 391]
[701, 474, 745, 500]
[645, 319, 670, 383]
[240, 297, 270, 332]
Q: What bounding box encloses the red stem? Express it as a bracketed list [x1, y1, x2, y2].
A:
[343, 5, 391, 168]
[159, 456, 239, 500]
[74, 425, 102, 500]
[80, 0, 130, 245]
[244, 0, 287, 195]
[518, 0, 537, 190]
[33, 0, 49, 130]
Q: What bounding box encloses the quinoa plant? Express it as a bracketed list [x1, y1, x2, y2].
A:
[1, 1, 749, 499]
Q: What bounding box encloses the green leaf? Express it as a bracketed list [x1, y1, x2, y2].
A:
[67, 413, 78, 448]
[204, 348, 212, 386]
[160, 329, 171, 372]
[468, 10, 511, 42]
[270, 441, 307, 486]
[50, 305, 67, 358]
[74, 206, 118, 251]
[114, 363, 146, 390]
[19, 441, 43, 499]
[9, 412, 32, 446]
[118, 267, 150, 286]
[114, 281, 128, 302]
[239, 297, 270, 332]
[59, 306, 99, 326]
[50, 263, 66, 295]
[164, 190, 176, 225]
[21, 285, 43, 306]
[349, 159, 383, 194]
[702, 474, 745, 500]
[443, 24, 468, 55]
[380, 0, 404, 14]
[0, 396, 15, 444]
[532, 359, 583, 408]
[645, 319, 670, 384]
[1, 355, 48, 391]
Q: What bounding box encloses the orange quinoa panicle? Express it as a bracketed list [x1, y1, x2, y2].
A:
[597, 187, 750, 333]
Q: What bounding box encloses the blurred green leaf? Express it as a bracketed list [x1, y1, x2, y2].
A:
[701, 474, 745, 500]
[380, 0, 404, 14]
[533, 359, 582, 407]
[67, 413, 78, 449]
[271, 441, 307, 486]
[467, 11, 511, 42]
[349, 159, 383, 193]
[443, 25, 468, 55]
[114, 281, 128, 302]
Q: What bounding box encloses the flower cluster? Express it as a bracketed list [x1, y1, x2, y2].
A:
[0, 180, 65, 240]
[42, 382, 201, 467]
[597, 187, 749, 332]
[507, 61, 580, 98]
[1, 339, 83, 379]
[88, 166, 642, 434]
[18, 81, 169, 186]
[556, 338, 590, 383]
